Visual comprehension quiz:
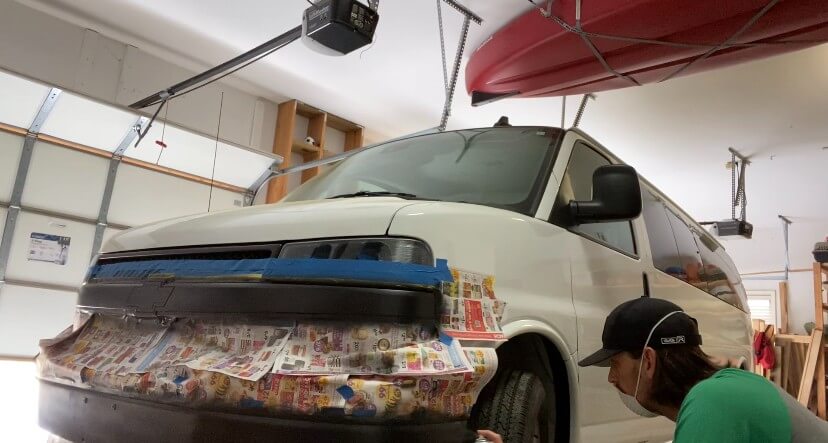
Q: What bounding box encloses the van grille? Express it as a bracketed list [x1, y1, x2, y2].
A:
[96, 244, 281, 265]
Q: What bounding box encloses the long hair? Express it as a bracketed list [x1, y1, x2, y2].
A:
[631, 345, 719, 409]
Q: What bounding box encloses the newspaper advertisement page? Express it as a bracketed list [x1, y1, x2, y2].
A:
[441, 268, 506, 341]
[137, 320, 293, 381]
[40, 314, 169, 382]
[339, 346, 498, 418]
[272, 323, 472, 376]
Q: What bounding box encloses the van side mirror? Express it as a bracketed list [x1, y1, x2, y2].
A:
[569, 165, 642, 224]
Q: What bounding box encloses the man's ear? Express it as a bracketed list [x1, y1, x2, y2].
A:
[642, 347, 657, 378]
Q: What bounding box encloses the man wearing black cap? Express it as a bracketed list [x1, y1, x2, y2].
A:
[478, 297, 827, 443]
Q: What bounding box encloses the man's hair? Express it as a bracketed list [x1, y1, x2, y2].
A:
[630, 345, 719, 409]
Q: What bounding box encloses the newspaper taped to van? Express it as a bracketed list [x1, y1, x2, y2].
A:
[440, 268, 506, 341]
[38, 314, 499, 419]
[40, 315, 293, 382]
[341, 347, 499, 418]
[271, 323, 472, 376]
[75, 347, 498, 419]
[138, 320, 293, 381]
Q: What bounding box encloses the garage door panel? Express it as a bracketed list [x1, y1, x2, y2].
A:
[0, 132, 24, 202]
[20, 141, 108, 218]
[39, 92, 138, 152]
[109, 164, 245, 227]
[0, 284, 76, 357]
[4, 211, 94, 287]
[208, 187, 245, 213]
[0, 70, 51, 129]
[0, 207, 7, 240]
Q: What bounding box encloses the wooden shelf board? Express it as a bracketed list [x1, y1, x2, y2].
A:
[327, 114, 362, 132]
[295, 100, 361, 132]
[777, 334, 814, 344]
[296, 101, 324, 119]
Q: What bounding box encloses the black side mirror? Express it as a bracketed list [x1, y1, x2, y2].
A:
[569, 165, 642, 224]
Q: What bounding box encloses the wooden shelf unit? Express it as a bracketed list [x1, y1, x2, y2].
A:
[266, 100, 364, 204]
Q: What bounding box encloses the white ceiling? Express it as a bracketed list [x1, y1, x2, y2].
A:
[16, 0, 828, 234]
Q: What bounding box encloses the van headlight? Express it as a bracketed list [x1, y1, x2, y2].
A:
[278, 238, 433, 265]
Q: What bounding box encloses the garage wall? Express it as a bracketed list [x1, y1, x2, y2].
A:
[0, 1, 367, 201]
[723, 221, 827, 334]
[0, 2, 367, 356]
[0, 72, 252, 357]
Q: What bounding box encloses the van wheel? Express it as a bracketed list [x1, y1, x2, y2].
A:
[474, 370, 549, 443]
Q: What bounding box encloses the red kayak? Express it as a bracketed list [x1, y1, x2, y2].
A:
[466, 0, 828, 105]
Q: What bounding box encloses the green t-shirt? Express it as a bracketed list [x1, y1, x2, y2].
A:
[674, 368, 791, 443]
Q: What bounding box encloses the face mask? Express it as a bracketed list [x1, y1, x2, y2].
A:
[617, 310, 683, 418]
[618, 389, 658, 418]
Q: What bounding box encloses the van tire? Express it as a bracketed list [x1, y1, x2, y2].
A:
[475, 370, 548, 443]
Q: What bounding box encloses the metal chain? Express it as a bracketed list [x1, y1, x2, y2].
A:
[436, 0, 449, 94]
[441, 0, 482, 24]
[739, 161, 747, 221]
[572, 93, 594, 127]
[439, 15, 470, 131]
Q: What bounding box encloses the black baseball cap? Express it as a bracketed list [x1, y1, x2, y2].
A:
[578, 297, 703, 367]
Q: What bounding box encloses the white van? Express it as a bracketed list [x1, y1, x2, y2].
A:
[38, 126, 752, 443]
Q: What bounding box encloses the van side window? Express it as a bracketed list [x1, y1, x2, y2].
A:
[551, 142, 636, 255]
[664, 210, 706, 291]
[694, 231, 746, 310]
[641, 190, 681, 272]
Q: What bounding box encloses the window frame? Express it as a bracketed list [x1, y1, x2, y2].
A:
[641, 184, 749, 313]
[746, 290, 779, 327]
[550, 140, 639, 259]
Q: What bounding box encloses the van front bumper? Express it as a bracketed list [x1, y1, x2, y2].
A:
[39, 381, 477, 443]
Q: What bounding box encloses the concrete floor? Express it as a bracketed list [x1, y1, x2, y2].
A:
[0, 360, 49, 442]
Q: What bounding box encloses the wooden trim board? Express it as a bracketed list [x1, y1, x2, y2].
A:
[779, 281, 789, 334]
[0, 122, 28, 136]
[776, 334, 813, 344]
[797, 329, 823, 407]
[266, 100, 297, 203]
[2, 124, 246, 194]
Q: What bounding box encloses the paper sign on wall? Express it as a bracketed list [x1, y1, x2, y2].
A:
[28, 232, 70, 265]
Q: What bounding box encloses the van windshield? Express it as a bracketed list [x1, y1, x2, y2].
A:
[283, 127, 563, 215]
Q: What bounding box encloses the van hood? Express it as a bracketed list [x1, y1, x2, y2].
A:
[101, 198, 420, 253]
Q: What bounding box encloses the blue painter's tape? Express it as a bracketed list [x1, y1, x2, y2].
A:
[90, 257, 454, 287]
[261, 259, 453, 286]
[438, 331, 454, 345]
[446, 342, 465, 367]
[435, 258, 452, 281]
[336, 385, 354, 400]
[239, 398, 265, 409]
[136, 330, 174, 372]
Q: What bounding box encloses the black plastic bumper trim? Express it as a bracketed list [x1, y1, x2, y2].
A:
[78, 282, 442, 324]
[39, 381, 476, 443]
